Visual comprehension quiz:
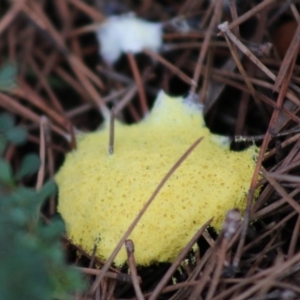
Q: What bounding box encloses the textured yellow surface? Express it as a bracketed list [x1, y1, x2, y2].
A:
[56, 91, 258, 266]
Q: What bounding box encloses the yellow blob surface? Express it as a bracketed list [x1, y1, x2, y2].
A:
[56, 91, 257, 266]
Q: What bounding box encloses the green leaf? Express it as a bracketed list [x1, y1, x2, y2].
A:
[0, 113, 15, 131]
[5, 126, 27, 145]
[0, 135, 7, 156]
[15, 154, 40, 180]
[36, 180, 57, 201]
[0, 61, 18, 92]
[0, 158, 13, 184]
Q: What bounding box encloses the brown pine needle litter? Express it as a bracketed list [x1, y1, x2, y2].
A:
[1, 0, 300, 299]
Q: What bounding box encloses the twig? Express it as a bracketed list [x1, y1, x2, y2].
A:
[224, 0, 277, 33]
[36, 116, 48, 190]
[126, 240, 144, 300]
[0, 0, 26, 35]
[109, 107, 114, 155]
[148, 218, 212, 300]
[190, 0, 222, 95]
[143, 48, 196, 87]
[127, 53, 148, 115]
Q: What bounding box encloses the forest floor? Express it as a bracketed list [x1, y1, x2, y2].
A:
[1, 0, 300, 299]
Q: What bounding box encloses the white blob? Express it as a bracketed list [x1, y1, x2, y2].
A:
[96, 13, 162, 63]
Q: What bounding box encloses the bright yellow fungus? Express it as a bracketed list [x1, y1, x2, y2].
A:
[56, 91, 257, 266]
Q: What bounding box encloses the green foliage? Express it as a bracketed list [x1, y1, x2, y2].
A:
[0, 61, 18, 92]
[0, 114, 84, 300]
[0, 113, 27, 156]
[0, 158, 12, 185]
[15, 154, 41, 181]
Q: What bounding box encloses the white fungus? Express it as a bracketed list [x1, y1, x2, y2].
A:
[96, 13, 162, 63]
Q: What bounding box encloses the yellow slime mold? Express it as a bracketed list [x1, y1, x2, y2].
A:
[56, 91, 257, 266]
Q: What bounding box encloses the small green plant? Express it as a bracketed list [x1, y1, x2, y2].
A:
[0, 113, 83, 300]
[0, 61, 18, 92]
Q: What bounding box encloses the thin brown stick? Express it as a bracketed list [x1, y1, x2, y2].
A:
[148, 218, 212, 300]
[207, 73, 300, 125]
[218, 22, 277, 82]
[34, 52, 58, 92]
[265, 172, 300, 184]
[23, 2, 105, 100]
[127, 53, 148, 115]
[75, 267, 134, 284]
[253, 189, 300, 220]
[190, 0, 222, 95]
[33, 49, 87, 99]
[0, 92, 68, 138]
[287, 214, 300, 259]
[36, 116, 47, 190]
[225, 0, 277, 33]
[233, 53, 297, 268]
[244, 211, 297, 253]
[221, 31, 259, 105]
[109, 107, 114, 155]
[233, 253, 300, 300]
[125, 240, 144, 300]
[233, 116, 269, 264]
[262, 170, 300, 214]
[206, 210, 241, 300]
[228, 0, 240, 37]
[0, 0, 26, 35]
[169, 247, 214, 300]
[29, 55, 65, 114]
[66, 0, 105, 22]
[143, 49, 196, 87]
[214, 251, 300, 300]
[115, 85, 138, 115]
[201, 64, 300, 107]
[15, 80, 69, 130]
[274, 23, 300, 91]
[188, 248, 217, 299]
[68, 54, 109, 118]
[199, 48, 213, 106]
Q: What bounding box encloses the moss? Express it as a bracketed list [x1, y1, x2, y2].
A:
[56, 91, 258, 266]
